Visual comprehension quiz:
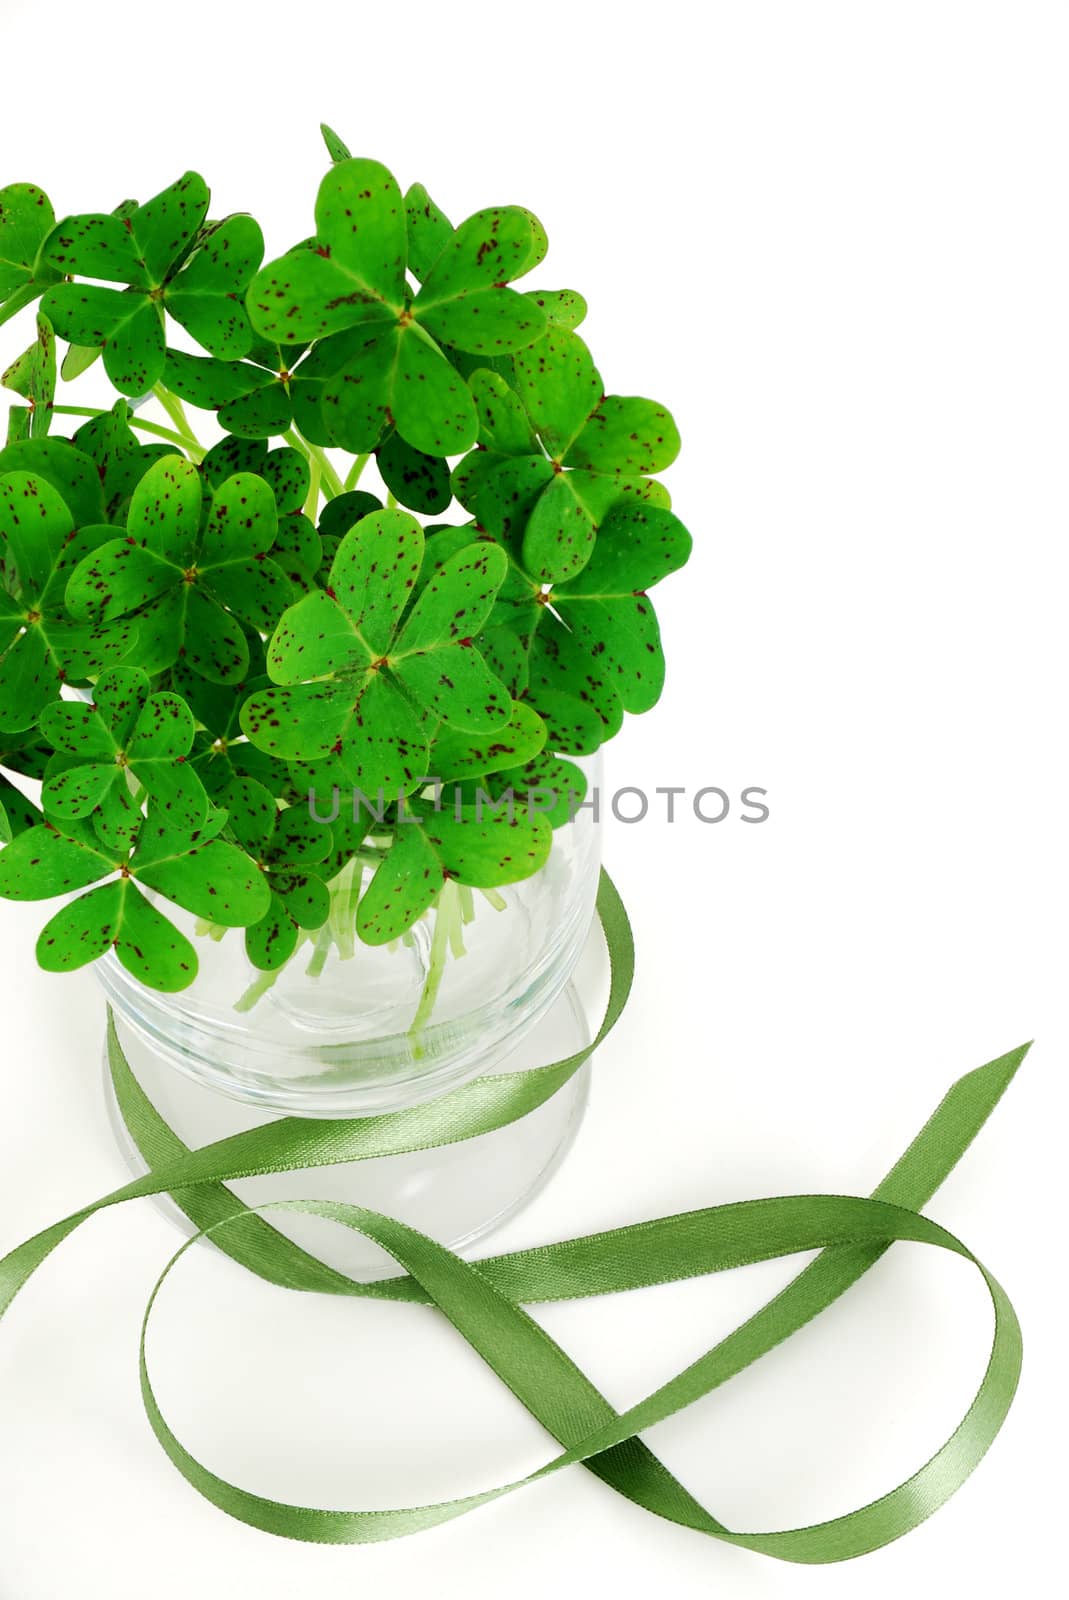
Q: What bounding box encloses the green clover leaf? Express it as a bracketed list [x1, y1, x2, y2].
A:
[198, 437, 322, 591]
[65, 454, 296, 683]
[72, 400, 178, 522]
[1, 311, 55, 438]
[452, 326, 679, 584]
[42, 173, 264, 393]
[242, 509, 510, 795]
[356, 796, 552, 945]
[0, 183, 62, 329]
[0, 805, 270, 990]
[224, 776, 332, 969]
[0, 469, 135, 730]
[39, 665, 209, 836]
[162, 335, 340, 444]
[248, 158, 549, 457]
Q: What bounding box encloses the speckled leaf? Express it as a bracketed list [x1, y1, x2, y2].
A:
[0, 184, 61, 312]
[270, 511, 322, 590]
[0, 470, 74, 598]
[218, 381, 292, 437]
[166, 214, 263, 359]
[43, 212, 149, 287]
[129, 454, 202, 562]
[376, 430, 451, 514]
[392, 324, 479, 455]
[495, 748, 587, 829]
[472, 453, 555, 551]
[393, 644, 510, 733]
[404, 183, 453, 282]
[134, 819, 270, 926]
[418, 207, 546, 301]
[271, 806, 333, 867]
[523, 288, 587, 330]
[111, 883, 198, 990]
[2, 312, 55, 438]
[320, 323, 400, 452]
[127, 689, 195, 759]
[208, 556, 295, 634]
[163, 349, 267, 408]
[469, 369, 537, 456]
[416, 282, 547, 356]
[320, 124, 352, 163]
[245, 890, 300, 970]
[512, 328, 602, 458]
[6, 406, 29, 445]
[429, 700, 547, 782]
[565, 395, 681, 475]
[248, 159, 406, 343]
[44, 284, 165, 395]
[36, 879, 125, 972]
[528, 616, 624, 745]
[41, 756, 119, 820]
[552, 586, 662, 714]
[559, 500, 692, 592]
[65, 539, 177, 623]
[357, 802, 551, 945]
[0, 438, 105, 527]
[243, 673, 427, 796]
[260, 448, 310, 513]
[248, 246, 399, 344]
[201, 471, 278, 563]
[0, 819, 111, 900]
[132, 172, 209, 285]
[395, 541, 505, 654]
[221, 775, 277, 854]
[327, 507, 423, 658]
[353, 821, 439, 943]
[182, 586, 250, 683]
[522, 471, 597, 583]
[0, 774, 38, 836]
[266, 588, 371, 683]
[274, 869, 330, 930]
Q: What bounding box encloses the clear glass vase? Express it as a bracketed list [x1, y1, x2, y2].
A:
[100, 753, 603, 1276]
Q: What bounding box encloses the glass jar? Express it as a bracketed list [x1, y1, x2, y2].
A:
[100, 753, 603, 1275]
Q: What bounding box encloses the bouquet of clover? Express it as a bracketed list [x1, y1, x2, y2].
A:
[0, 128, 692, 1021]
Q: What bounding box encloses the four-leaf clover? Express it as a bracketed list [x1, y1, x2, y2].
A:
[42, 173, 264, 393]
[0, 806, 270, 990]
[66, 454, 295, 683]
[39, 665, 209, 843]
[242, 508, 511, 794]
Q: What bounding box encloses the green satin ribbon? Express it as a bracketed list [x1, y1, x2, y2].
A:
[0, 869, 1027, 1562]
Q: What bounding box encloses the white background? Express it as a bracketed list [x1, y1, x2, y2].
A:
[0, 1, 1065, 1595]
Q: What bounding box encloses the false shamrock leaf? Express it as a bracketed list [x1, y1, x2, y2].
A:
[0, 470, 135, 731]
[0, 436, 107, 526]
[0, 806, 270, 990]
[551, 501, 693, 714]
[224, 777, 332, 969]
[242, 508, 510, 794]
[1, 311, 55, 438]
[248, 157, 548, 456]
[454, 326, 678, 583]
[39, 665, 209, 838]
[0, 183, 62, 329]
[428, 699, 547, 784]
[65, 454, 295, 683]
[316, 488, 382, 579]
[162, 336, 338, 445]
[72, 400, 177, 522]
[356, 797, 552, 945]
[42, 173, 264, 393]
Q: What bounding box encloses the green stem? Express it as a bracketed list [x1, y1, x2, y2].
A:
[52, 405, 199, 454]
[303, 451, 321, 520]
[283, 429, 344, 499]
[343, 453, 370, 491]
[410, 882, 456, 1046]
[305, 921, 334, 978]
[151, 383, 202, 451]
[234, 965, 282, 1013]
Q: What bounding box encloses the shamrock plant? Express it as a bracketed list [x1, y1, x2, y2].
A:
[0, 132, 692, 1018]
